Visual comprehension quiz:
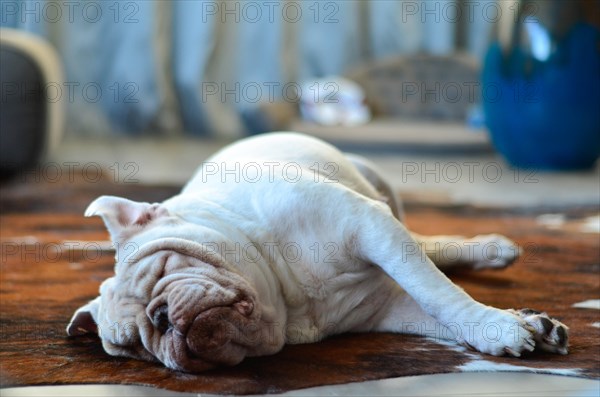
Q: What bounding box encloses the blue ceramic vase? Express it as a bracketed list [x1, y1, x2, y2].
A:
[482, 1, 600, 170]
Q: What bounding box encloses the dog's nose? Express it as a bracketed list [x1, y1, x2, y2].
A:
[151, 304, 172, 333]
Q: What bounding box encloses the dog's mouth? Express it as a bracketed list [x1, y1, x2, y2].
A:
[144, 270, 261, 372]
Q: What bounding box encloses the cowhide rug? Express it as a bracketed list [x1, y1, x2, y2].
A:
[1, 175, 598, 395]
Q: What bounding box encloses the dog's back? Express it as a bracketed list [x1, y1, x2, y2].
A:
[183, 132, 379, 199]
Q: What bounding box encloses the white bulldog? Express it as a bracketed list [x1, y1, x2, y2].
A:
[67, 132, 568, 372]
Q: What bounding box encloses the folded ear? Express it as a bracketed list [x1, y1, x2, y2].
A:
[85, 195, 167, 241]
[66, 297, 100, 336]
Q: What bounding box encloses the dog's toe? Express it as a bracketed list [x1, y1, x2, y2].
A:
[470, 234, 522, 270]
[509, 308, 569, 354]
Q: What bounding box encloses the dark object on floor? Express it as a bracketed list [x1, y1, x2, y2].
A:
[0, 177, 598, 395]
[0, 29, 64, 178]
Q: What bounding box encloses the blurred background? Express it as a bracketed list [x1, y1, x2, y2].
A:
[2, 0, 497, 136]
[1, 0, 599, 206]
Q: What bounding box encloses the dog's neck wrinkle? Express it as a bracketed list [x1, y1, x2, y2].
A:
[128, 238, 229, 269]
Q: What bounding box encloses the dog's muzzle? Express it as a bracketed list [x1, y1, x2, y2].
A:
[145, 274, 260, 372]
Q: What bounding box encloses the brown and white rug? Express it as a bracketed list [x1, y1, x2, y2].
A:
[0, 176, 598, 395]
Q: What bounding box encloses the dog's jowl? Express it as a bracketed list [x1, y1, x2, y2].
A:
[67, 132, 569, 372]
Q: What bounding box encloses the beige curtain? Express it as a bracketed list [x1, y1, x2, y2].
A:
[2, 0, 496, 136]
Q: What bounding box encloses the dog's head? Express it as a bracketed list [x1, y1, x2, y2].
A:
[67, 196, 262, 372]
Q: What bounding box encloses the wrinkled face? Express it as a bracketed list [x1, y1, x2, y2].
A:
[67, 196, 261, 372]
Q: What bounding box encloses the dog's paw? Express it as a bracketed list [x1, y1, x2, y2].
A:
[467, 234, 522, 270]
[461, 308, 536, 357]
[508, 308, 569, 355]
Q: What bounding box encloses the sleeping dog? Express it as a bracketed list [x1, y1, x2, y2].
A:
[67, 132, 569, 372]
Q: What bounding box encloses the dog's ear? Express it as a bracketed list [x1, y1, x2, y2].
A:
[66, 297, 100, 336]
[85, 195, 167, 241]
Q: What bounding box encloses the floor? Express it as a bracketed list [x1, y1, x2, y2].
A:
[3, 373, 599, 397]
[5, 126, 599, 396]
[48, 130, 600, 208]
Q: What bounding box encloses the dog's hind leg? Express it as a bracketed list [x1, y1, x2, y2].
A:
[344, 153, 404, 221]
[344, 154, 521, 271]
[343, 199, 568, 357]
[410, 232, 522, 271]
[267, 176, 568, 357]
[371, 280, 569, 355]
[342, 197, 535, 357]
